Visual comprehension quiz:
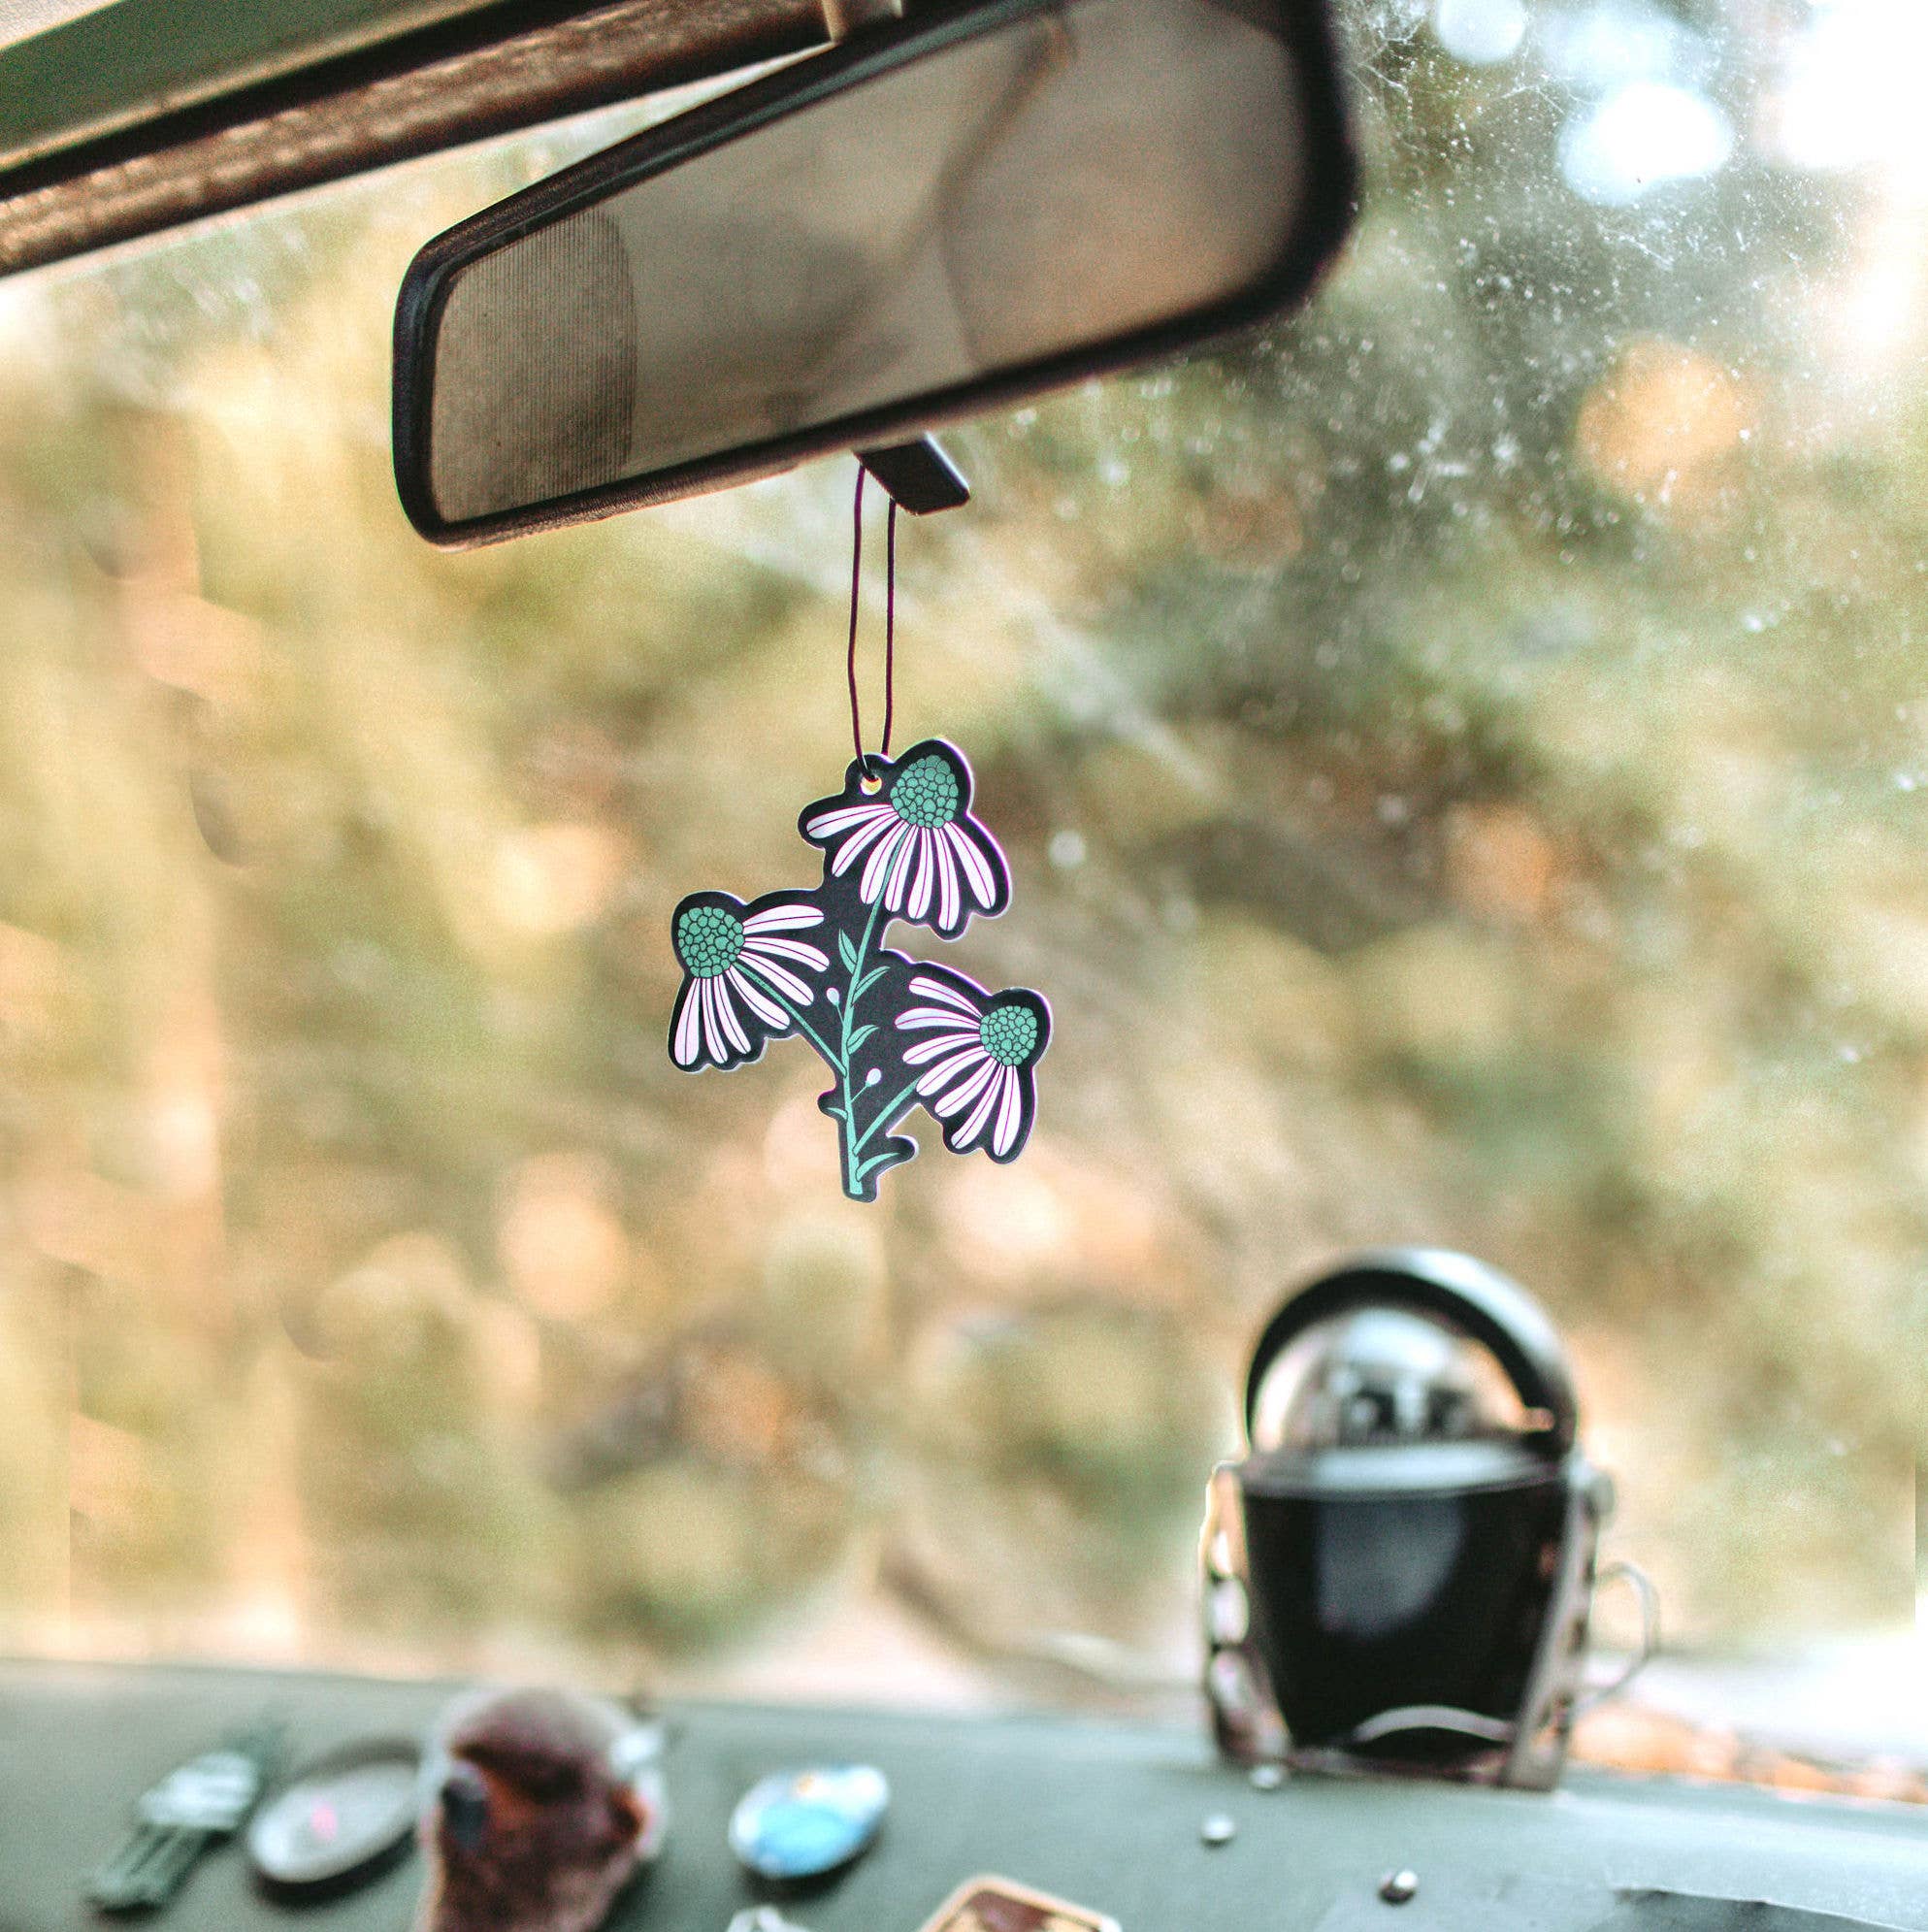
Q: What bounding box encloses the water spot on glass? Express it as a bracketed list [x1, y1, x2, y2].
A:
[1559, 83, 1734, 205]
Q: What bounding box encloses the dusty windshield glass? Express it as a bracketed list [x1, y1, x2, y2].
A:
[0, 0, 1918, 1775]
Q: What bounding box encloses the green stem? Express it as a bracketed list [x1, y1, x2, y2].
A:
[736, 962, 842, 1071]
[839, 897, 884, 1059]
[835, 896, 887, 1195]
[851, 1078, 920, 1157]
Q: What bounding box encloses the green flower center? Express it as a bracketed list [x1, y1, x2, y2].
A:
[889, 755, 961, 829]
[676, 904, 744, 978]
[979, 1001, 1038, 1068]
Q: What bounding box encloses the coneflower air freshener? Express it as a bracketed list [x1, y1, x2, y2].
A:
[666, 737, 1049, 1201]
[664, 466, 1048, 1202]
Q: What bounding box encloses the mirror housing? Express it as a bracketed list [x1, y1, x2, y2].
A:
[393, 0, 1356, 546]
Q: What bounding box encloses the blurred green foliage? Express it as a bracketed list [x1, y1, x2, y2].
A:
[0, 1, 1917, 1696]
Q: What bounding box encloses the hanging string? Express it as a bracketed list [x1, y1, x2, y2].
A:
[845, 462, 899, 776]
[846, 465, 866, 770]
[882, 496, 898, 760]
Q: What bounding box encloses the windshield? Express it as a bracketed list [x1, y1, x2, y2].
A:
[0, 0, 1919, 1784]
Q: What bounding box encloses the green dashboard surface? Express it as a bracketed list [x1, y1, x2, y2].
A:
[0, 1660, 1923, 1932]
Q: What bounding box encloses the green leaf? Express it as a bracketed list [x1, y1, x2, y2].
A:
[847, 1024, 875, 1052]
[855, 965, 891, 1000]
[855, 1150, 900, 1179]
[837, 932, 859, 973]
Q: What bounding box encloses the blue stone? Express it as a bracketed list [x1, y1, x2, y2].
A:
[728, 1765, 889, 1882]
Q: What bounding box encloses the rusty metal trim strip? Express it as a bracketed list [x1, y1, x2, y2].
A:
[0, 0, 824, 278]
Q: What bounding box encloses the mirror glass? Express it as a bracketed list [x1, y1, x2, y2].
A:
[410, 0, 1343, 533]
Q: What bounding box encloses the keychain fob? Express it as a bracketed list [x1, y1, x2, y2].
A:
[88, 1722, 281, 1913]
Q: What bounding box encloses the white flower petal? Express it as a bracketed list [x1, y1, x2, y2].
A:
[805, 802, 892, 838]
[908, 975, 980, 1016]
[743, 903, 824, 933]
[742, 954, 814, 1005]
[956, 1063, 1005, 1145]
[831, 812, 896, 876]
[919, 1045, 990, 1098]
[730, 966, 788, 1031]
[699, 978, 726, 1063]
[946, 821, 999, 909]
[711, 975, 751, 1057]
[672, 983, 703, 1066]
[935, 1056, 999, 1117]
[907, 830, 935, 921]
[903, 1030, 979, 1064]
[935, 828, 961, 931]
[883, 823, 918, 911]
[898, 1007, 981, 1030]
[860, 824, 907, 902]
[744, 934, 827, 970]
[993, 1066, 1024, 1157]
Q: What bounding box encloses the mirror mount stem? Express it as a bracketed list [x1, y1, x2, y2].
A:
[856, 435, 970, 515]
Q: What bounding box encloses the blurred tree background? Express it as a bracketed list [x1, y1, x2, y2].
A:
[0, 0, 1919, 1734]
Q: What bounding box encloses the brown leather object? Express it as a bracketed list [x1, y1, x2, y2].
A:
[417, 1686, 659, 1932]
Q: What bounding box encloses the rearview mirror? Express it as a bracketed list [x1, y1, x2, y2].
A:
[392, 0, 1355, 546]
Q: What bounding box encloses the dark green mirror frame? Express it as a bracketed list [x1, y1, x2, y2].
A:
[391, 0, 1356, 547]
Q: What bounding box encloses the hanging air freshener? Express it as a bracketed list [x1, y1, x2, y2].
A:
[666, 469, 1049, 1202]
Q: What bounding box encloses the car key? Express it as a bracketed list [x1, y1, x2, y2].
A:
[88, 1722, 282, 1913]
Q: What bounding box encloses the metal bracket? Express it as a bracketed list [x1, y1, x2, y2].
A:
[820, 0, 902, 39]
[857, 436, 970, 515]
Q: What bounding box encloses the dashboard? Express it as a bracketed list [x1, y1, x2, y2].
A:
[0, 1660, 1923, 1932]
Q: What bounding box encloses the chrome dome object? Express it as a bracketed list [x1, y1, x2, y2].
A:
[1202, 1248, 1653, 1790]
